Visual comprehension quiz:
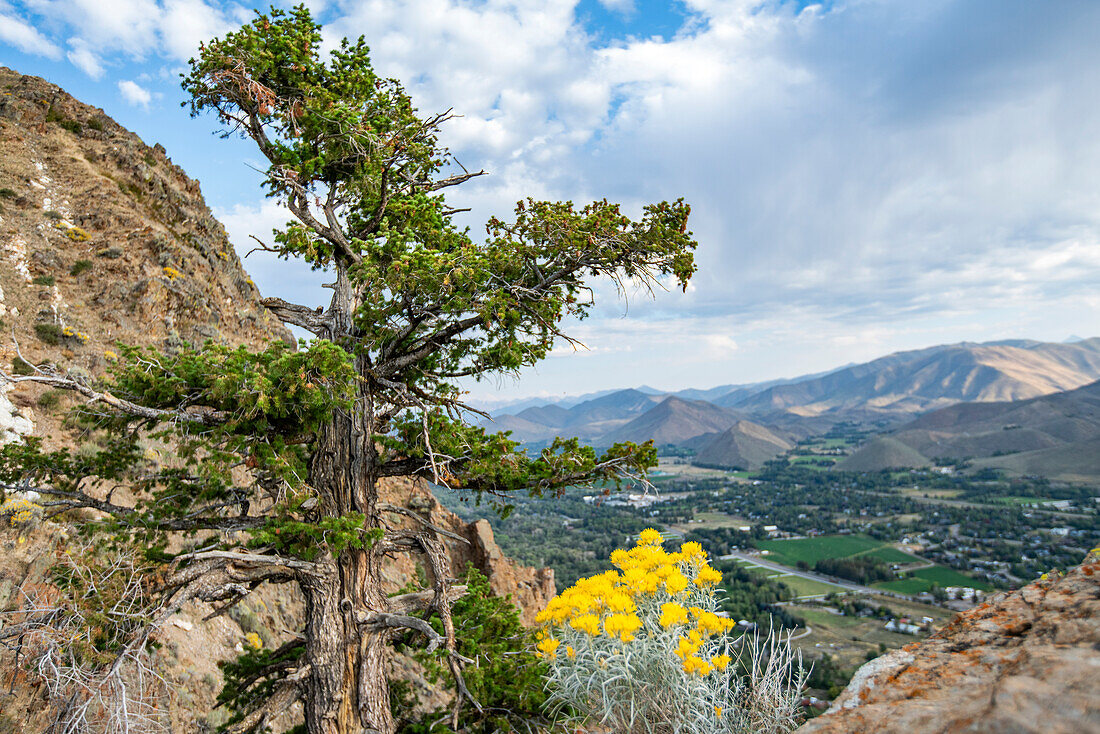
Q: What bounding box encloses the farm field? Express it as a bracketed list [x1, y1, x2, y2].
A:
[671, 511, 752, 534]
[873, 565, 993, 593]
[756, 534, 886, 567]
[898, 487, 963, 499]
[788, 455, 837, 471]
[858, 546, 925, 564]
[768, 574, 841, 597]
[733, 560, 842, 597]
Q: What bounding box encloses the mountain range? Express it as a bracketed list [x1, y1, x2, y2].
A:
[840, 379, 1100, 482]
[480, 338, 1100, 472]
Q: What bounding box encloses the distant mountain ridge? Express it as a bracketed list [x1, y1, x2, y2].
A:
[479, 338, 1100, 451]
[840, 379, 1100, 481]
[601, 396, 742, 446]
[722, 339, 1100, 419]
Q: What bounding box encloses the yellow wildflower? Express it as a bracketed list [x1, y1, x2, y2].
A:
[665, 571, 689, 595]
[244, 632, 263, 650]
[603, 613, 642, 642]
[569, 613, 601, 636]
[659, 602, 689, 628]
[537, 637, 561, 659]
[679, 541, 705, 563]
[711, 654, 731, 670]
[637, 528, 664, 545]
[681, 655, 711, 676]
[695, 565, 723, 587]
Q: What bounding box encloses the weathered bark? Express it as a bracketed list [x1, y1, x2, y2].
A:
[301, 265, 396, 734]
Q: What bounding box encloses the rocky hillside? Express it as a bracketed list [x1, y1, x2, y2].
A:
[0, 68, 554, 732]
[798, 548, 1100, 733]
[691, 419, 794, 470]
[723, 339, 1100, 421]
[840, 379, 1100, 481]
[0, 66, 291, 355]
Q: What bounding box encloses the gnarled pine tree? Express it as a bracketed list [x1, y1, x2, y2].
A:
[0, 6, 696, 733]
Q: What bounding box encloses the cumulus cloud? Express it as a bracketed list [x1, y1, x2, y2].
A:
[17, 0, 243, 62]
[117, 79, 152, 108]
[66, 38, 104, 78]
[0, 4, 61, 57]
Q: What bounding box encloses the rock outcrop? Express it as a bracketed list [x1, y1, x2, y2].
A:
[798, 549, 1100, 734]
[0, 66, 291, 357]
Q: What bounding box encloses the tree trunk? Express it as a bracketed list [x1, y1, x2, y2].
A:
[301, 267, 394, 734]
[302, 410, 394, 734]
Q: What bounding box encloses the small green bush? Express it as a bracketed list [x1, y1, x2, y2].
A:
[37, 390, 63, 411]
[71, 259, 93, 276]
[43, 210, 62, 220]
[45, 106, 82, 134]
[96, 246, 123, 259]
[87, 118, 104, 132]
[32, 275, 56, 287]
[392, 566, 555, 733]
[34, 322, 64, 345]
[0, 188, 15, 199]
[11, 357, 35, 376]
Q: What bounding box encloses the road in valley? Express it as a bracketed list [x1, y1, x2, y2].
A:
[719, 550, 915, 600]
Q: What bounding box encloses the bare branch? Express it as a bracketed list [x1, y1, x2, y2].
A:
[377, 503, 470, 545]
[260, 297, 333, 336]
[222, 665, 309, 734]
[177, 550, 322, 575]
[386, 585, 467, 615]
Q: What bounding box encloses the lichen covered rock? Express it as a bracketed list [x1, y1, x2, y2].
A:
[798, 550, 1100, 734]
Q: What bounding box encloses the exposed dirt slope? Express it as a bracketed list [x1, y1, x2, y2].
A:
[729, 339, 1100, 420]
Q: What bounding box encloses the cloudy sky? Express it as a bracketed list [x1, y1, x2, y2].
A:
[2, 0, 1099, 403]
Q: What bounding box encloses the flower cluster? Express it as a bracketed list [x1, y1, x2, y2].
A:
[537, 530, 731, 675]
[162, 266, 182, 280]
[61, 326, 90, 344]
[1, 497, 43, 526]
[538, 529, 806, 734]
[54, 221, 90, 242]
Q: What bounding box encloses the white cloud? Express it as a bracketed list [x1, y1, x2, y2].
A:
[0, 8, 61, 58]
[17, 0, 241, 63]
[117, 79, 152, 108]
[159, 0, 239, 61]
[597, 0, 634, 15]
[66, 38, 104, 78]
